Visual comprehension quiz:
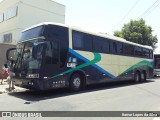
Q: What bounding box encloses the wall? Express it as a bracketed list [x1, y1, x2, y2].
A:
[18, 0, 65, 32]
[0, 0, 65, 44]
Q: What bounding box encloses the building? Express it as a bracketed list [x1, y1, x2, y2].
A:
[0, 0, 65, 77]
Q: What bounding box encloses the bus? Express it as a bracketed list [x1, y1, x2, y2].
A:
[7, 22, 153, 91]
[153, 54, 160, 77]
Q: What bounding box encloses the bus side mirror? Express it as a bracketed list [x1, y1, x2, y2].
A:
[6, 48, 16, 62]
[32, 42, 47, 59]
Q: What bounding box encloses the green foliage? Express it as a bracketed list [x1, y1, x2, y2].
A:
[114, 19, 158, 49]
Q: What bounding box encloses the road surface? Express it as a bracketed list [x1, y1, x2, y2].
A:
[0, 78, 160, 120]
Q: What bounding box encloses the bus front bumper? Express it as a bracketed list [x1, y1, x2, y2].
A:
[13, 78, 38, 90]
[154, 69, 160, 76]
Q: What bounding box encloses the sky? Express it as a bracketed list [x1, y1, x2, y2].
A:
[0, 0, 160, 52]
[53, 0, 160, 53]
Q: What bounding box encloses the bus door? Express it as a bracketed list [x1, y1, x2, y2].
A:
[43, 40, 60, 79]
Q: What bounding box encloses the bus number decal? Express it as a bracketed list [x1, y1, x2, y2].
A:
[67, 57, 77, 68]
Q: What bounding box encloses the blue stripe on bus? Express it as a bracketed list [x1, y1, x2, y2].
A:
[69, 48, 115, 78]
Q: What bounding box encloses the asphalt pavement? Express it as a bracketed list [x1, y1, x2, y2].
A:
[0, 78, 160, 120]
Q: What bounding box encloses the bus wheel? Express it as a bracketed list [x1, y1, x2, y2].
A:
[141, 71, 146, 82]
[134, 71, 141, 82]
[154, 75, 157, 77]
[70, 74, 82, 91]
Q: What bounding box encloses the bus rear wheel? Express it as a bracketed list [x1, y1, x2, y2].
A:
[69, 74, 82, 91]
[134, 71, 141, 83]
[141, 71, 146, 82]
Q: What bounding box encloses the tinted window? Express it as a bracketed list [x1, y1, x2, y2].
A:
[93, 37, 109, 53]
[143, 48, 150, 58]
[72, 30, 152, 59]
[149, 50, 153, 59]
[51, 40, 59, 64]
[123, 44, 134, 56]
[45, 42, 53, 64]
[84, 34, 93, 51]
[111, 41, 123, 54]
[135, 46, 142, 56]
[72, 31, 93, 51]
[20, 26, 44, 41]
[72, 31, 83, 49]
[45, 41, 59, 64]
[47, 25, 68, 67]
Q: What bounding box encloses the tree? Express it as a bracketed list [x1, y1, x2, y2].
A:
[114, 19, 158, 49]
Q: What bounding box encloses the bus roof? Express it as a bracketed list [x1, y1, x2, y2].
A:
[22, 22, 68, 32]
[22, 22, 153, 50]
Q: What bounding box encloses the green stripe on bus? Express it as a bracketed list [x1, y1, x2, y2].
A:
[120, 60, 153, 76]
[48, 52, 101, 79]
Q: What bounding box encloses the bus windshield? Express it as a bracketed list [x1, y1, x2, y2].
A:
[15, 39, 44, 71]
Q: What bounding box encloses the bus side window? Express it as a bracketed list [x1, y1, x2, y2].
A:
[135, 46, 142, 57]
[45, 41, 59, 64]
[51, 40, 59, 64]
[72, 31, 83, 50]
[45, 42, 52, 64]
[83, 34, 93, 51]
[143, 48, 150, 58]
[93, 37, 109, 53]
[112, 41, 117, 54]
[117, 42, 123, 54]
[111, 41, 123, 55]
[149, 50, 153, 59]
[123, 44, 134, 56]
[72, 31, 93, 52]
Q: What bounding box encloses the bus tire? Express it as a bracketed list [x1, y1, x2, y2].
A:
[69, 74, 82, 91]
[141, 71, 146, 82]
[134, 71, 141, 83]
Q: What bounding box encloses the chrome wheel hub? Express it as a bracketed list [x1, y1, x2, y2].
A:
[135, 74, 139, 82]
[73, 77, 81, 88]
